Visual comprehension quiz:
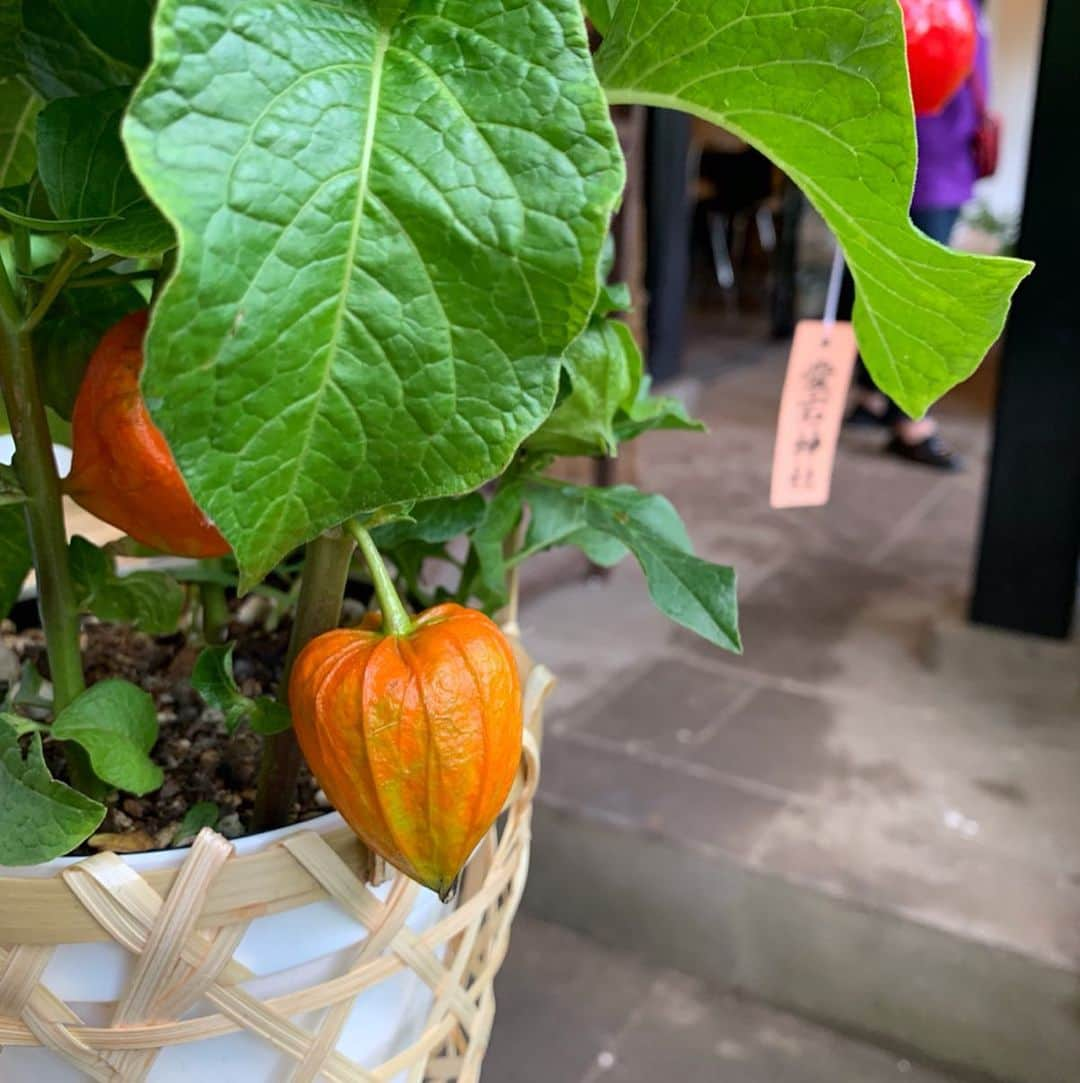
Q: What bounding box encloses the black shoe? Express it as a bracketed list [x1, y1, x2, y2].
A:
[885, 433, 963, 471]
[845, 403, 891, 428]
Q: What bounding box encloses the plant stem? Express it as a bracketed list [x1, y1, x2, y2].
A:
[251, 530, 356, 832]
[200, 578, 229, 644]
[0, 264, 92, 790]
[346, 521, 413, 636]
[21, 240, 89, 334]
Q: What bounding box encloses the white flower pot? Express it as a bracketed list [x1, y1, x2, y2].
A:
[0, 658, 550, 1082]
[0, 813, 449, 1082]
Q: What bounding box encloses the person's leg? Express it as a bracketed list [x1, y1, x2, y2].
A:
[841, 266, 902, 426]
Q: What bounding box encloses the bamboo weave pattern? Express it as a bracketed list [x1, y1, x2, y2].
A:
[0, 662, 553, 1081]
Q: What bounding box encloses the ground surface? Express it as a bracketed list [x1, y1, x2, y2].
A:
[518, 346, 1080, 975]
[486, 914, 960, 1083]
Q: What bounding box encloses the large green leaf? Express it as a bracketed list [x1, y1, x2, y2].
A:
[124, 0, 624, 587]
[0, 77, 41, 188]
[17, 0, 149, 99]
[51, 679, 163, 796]
[597, 0, 1032, 418]
[0, 722, 105, 865]
[0, 503, 31, 620]
[36, 88, 173, 257]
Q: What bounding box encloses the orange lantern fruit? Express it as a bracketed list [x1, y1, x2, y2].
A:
[65, 310, 229, 558]
[289, 600, 523, 900]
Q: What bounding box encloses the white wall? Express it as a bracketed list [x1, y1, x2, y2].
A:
[976, 0, 1047, 224]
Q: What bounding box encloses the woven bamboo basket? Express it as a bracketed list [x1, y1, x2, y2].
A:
[0, 647, 553, 1082]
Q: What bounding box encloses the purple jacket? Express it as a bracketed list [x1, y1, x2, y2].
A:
[911, 0, 989, 212]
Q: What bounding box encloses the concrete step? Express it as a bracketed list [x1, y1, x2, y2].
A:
[487, 913, 964, 1083]
[517, 565, 1080, 1083]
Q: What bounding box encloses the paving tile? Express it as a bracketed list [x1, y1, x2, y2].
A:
[485, 915, 653, 1083]
[652, 686, 889, 801]
[538, 732, 789, 861]
[597, 972, 958, 1083]
[565, 657, 752, 745]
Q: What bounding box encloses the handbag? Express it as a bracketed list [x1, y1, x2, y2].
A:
[971, 68, 1001, 180]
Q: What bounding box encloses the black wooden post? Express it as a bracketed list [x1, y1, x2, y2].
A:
[644, 109, 692, 382]
[970, 0, 1080, 638]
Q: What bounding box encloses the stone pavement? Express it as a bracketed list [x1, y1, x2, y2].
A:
[486, 914, 960, 1083]
[514, 348, 1080, 1083]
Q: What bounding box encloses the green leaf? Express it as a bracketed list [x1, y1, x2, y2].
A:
[191, 644, 247, 734]
[584, 0, 617, 35]
[471, 482, 526, 603]
[529, 318, 640, 457]
[613, 375, 705, 442]
[0, 78, 41, 188]
[596, 0, 1032, 418]
[70, 536, 184, 635]
[33, 280, 146, 419]
[247, 698, 292, 736]
[0, 712, 48, 737]
[0, 464, 26, 507]
[371, 494, 486, 549]
[521, 482, 628, 568]
[0, 1, 21, 74]
[51, 679, 163, 796]
[0, 722, 105, 865]
[0, 503, 31, 620]
[174, 799, 218, 843]
[192, 644, 290, 735]
[36, 88, 172, 257]
[530, 483, 740, 651]
[124, 0, 625, 587]
[17, 0, 149, 100]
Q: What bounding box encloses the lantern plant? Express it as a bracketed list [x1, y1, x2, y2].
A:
[0, 0, 1027, 879]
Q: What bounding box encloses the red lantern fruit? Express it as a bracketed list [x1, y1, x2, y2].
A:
[901, 0, 977, 117]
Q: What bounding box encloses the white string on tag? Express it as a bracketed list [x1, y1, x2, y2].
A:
[821, 241, 845, 343]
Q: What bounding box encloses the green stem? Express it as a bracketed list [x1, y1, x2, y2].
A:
[0, 263, 92, 791]
[346, 521, 413, 636]
[251, 530, 356, 833]
[21, 240, 89, 334]
[200, 577, 229, 644]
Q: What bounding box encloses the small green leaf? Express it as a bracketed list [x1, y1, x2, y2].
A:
[0, 1, 22, 74]
[584, 0, 617, 34]
[529, 318, 641, 458]
[37, 88, 172, 257]
[18, 0, 148, 100]
[472, 483, 526, 603]
[52, 679, 163, 796]
[34, 281, 146, 419]
[371, 494, 486, 549]
[174, 799, 218, 843]
[247, 698, 292, 736]
[0, 463, 27, 507]
[0, 712, 48, 737]
[70, 536, 184, 634]
[191, 644, 248, 734]
[0, 503, 32, 621]
[613, 376, 705, 442]
[597, 0, 1032, 418]
[521, 483, 628, 568]
[0, 722, 105, 865]
[0, 77, 41, 188]
[528, 483, 740, 651]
